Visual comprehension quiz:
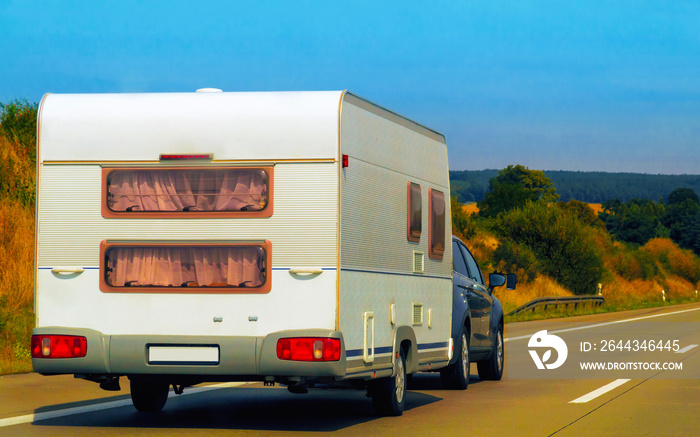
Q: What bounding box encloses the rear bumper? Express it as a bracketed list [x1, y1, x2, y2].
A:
[32, 327, 347, 379]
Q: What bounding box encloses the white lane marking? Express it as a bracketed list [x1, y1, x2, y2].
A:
[676, 344, 698, 354]
[0, 381, 247, 428]
[569, 379, 630, 404]
[505, 307, 700, 342]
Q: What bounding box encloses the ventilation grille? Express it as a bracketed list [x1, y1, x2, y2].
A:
[413, 251, 424, 273]
[412, 303, 423, 325]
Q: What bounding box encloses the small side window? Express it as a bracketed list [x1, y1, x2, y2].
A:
[407, 182, 422, 242]
[429, 189, 445, 260]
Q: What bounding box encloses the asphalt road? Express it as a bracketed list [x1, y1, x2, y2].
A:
[1, 302, 698, 436]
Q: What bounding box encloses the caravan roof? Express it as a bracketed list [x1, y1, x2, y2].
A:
[39, 91, 344, 162]
[38, 90, 445, 163]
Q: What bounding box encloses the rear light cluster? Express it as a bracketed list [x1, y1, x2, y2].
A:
[276, 337, 341, 362]
[31, 335, 87, 358]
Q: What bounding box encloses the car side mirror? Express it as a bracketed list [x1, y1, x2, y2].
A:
[488, 273, 506, 289]
[506, 273, 517, 290]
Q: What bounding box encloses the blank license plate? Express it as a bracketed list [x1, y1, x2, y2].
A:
[148, 346, 220, 365]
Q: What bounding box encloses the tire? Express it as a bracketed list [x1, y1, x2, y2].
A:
[440, 330, 470, 390]
[370, 349, 407, 416]
[130, 380, 169, 413]
[405, 373, 414, 390]
[477, 324, 504, 381]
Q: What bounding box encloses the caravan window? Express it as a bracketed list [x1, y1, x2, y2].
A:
[407, 182, 422, 242]
[100, 241, 271, 294]
[102, 167, 273, 218]
[429, 189, 445, 260]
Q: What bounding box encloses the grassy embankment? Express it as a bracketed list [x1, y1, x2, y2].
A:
[459, 203, 700, 322]
[0, 132, 35, 374]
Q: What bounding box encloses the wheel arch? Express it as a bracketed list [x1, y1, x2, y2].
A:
[393, 326, 418, 374]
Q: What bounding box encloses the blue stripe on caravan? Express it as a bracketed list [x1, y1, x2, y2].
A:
[346, 346, 393, 358]
[347, 343, 447, 357]
[417, 341, 449, 350]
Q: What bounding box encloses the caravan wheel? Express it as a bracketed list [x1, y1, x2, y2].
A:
[130, 380, 169, 412]
[370, 349, 406, 416]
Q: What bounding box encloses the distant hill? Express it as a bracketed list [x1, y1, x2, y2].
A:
[450, 170, 700, 204]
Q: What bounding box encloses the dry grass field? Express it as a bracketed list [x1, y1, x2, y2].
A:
[0, 135, 35, 374]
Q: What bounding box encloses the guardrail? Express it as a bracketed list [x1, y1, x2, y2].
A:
[506, 295, 605, 316]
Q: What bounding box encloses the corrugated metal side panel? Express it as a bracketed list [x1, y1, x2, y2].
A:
[339, 104, 451, 277]
[340, 98, 449, 187]
[37, 163, 337, 267]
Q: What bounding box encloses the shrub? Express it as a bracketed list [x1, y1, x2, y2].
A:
[559, 199, 601, 227]
[494, 201, 604, 295]
[492, 240, 539, 283]
[451, 195, 477, 240]
[0, 99, 38, 162]
[607, 249, 658, 281]
[643, 238, 700, 284]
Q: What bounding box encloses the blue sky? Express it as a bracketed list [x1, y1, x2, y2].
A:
[1, 0, 698, 174]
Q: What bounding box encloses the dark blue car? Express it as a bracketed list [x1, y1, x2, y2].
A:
[440, 236, 516, 389]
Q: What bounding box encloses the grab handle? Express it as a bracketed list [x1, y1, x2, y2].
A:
[288, 267, 324, 275]
[51, 267, 85, 275]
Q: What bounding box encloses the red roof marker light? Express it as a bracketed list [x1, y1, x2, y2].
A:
[160, 154, 213, 161]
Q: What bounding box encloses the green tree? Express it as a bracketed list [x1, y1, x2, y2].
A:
[667, 188, 699, 206]
[598, 198, 668, 246]
[662, 199, 700, 255]
[494, 201, 603, 295]
[477, 165, 559, 218]
[559, 199, 600, 227]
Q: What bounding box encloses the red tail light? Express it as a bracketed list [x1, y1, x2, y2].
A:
[31, 335, 87, 358]
[276, 337, 341, 362]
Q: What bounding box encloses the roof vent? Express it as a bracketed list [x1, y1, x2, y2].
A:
[196, 88, 223, 93]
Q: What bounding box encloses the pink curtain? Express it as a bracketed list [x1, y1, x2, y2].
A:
[106, 246, 266, 289]
[107, 169, 268, 212]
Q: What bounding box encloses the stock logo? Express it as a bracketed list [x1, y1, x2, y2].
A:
[528, 330, 568, 370]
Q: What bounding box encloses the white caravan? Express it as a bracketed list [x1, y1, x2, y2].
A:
[33, 90, 463, 415]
